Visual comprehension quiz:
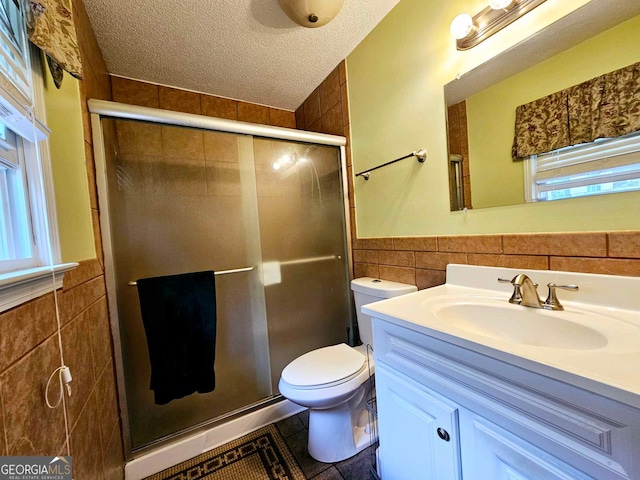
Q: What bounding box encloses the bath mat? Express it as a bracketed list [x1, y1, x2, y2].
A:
[144, 424, 305, 480]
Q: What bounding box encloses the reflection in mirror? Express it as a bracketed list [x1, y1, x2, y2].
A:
[445, 0, 640, 211]
[447, 101, 471, 210]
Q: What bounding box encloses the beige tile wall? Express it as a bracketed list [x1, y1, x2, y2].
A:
[352, 232, 640, 289]
[111, 77, 297, 129]
[295, 61, 356, 251]
[0, 1, 124, 479]
[110, 78, 298, 206]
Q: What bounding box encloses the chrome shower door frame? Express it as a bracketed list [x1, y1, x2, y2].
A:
[89, 99, 353, 459]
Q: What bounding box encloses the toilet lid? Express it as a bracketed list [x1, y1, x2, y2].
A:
[281, 343, 366, 387]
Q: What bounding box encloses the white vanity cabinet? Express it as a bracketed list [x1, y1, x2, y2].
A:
[372, 318, 640, 480]
[375, 362, 462, 479]
[458, 409, 592, 480]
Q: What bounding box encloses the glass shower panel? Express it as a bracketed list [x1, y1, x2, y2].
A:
[103, 118, 271, 449]
[253, 139, 352, 391]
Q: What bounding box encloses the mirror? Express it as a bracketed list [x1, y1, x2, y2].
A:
[445, 0, 640, 211]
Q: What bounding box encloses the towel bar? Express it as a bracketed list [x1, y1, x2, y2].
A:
[280, 254, 340, 266]
[355, 149, 427, 180]
[128, 266, 254, 286]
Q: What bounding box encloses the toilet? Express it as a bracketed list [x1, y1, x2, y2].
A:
[278, 277, 417, 463]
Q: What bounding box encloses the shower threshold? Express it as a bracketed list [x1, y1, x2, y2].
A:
[125, 395, 305, 480]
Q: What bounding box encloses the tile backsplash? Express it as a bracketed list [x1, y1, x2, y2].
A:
[353, 232, 640, 289]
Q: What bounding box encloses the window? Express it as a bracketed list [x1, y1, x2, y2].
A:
[525, 131, 640, 202]
[0, 0, 73, 312]
[0, 124, 33, 268]
[0, 0, 52, 275]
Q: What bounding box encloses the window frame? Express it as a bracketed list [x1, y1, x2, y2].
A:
[0, 4, 76, 312]
[0, 132, 36, 271]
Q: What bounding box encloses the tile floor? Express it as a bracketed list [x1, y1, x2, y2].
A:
[274, 410, 376, 480]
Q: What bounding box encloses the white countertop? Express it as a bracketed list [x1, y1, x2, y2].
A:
[363, 264, 640, 410]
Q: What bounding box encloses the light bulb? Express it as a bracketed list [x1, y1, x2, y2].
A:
[489, 0, 515, 9]
[273, 162, 281, 170]
[450, 13, 475, 40]
[279, 154, 292, 164]
[298, 157, 309, 164]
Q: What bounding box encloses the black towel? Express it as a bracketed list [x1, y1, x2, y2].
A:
[136, 271, 217, 405]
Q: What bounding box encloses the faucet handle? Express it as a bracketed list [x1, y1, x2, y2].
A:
[544, 283, 579, 311]
[497, 277, 524, 304]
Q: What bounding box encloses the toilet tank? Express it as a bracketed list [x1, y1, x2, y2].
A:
[351, 277, 417, 347]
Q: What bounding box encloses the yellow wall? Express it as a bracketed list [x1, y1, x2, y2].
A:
[347, 0, 640, 237]
[43, 64, 95, 262]
[467, 14, 640, 208]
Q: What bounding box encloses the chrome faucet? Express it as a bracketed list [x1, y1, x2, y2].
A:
[498, 275, 579, 310]
[499, 274, 543, 308]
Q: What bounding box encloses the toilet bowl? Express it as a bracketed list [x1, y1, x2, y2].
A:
[279, 343, 373, 463]
[278, 278, 417, 463]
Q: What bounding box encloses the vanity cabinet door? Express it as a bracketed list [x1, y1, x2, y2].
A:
[376, 363, 462, 480]
[459, 409, 594, 480]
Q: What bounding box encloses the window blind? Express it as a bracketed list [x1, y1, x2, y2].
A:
[532, 132, 640, 200]
[0, 0, 30, 104]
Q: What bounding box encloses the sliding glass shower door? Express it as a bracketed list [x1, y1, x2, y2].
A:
[253, 139, 351, 390]
[104, 118, 271, 448]
[97, 111, 352, 453]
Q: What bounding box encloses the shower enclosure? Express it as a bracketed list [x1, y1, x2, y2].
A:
[90, 101, 353, 457]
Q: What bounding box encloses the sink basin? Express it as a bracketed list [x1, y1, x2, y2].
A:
[362, 264, 640, 404]
[429, 300, 608, 350]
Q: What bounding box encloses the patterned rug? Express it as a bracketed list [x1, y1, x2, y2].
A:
[145, 424, 306, 480]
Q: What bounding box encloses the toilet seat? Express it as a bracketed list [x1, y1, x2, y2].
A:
[281, 343, 367, 389]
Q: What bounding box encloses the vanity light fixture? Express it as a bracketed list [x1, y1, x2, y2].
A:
[489, 0, 516, 10]
[278, 0, 345, 28]
[451, 0, 547, 51]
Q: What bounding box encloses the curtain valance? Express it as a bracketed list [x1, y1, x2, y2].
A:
[27, 0, 83, 88]
[512, 61, 640, 159]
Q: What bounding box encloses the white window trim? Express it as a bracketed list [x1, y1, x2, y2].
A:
[0, 262, 77, 312]
[524, 156, 538, 203]
[0, 45, 77, 313]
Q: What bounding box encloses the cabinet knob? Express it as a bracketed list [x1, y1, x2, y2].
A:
[436, 427, 450, 442]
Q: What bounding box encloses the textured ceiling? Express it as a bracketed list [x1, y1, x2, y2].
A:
[83, 0, 402, 111]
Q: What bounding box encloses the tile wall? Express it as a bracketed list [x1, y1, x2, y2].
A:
[0, 1, 124, 479]
[109, 76, 297, 203]
[294, 61, 356, 254]
[352, 232, 640, 290]
[111, 77, 296, 128]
